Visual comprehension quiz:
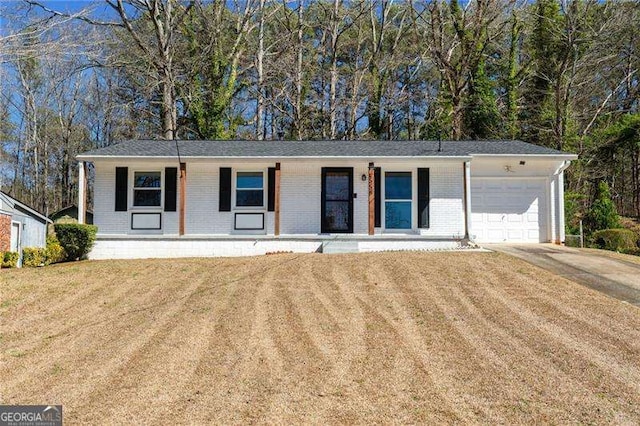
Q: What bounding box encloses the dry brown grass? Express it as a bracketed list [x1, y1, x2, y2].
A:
[581, 247, 640, 265]
[1, 252, 640, 424]
[621, 216, 640, 235]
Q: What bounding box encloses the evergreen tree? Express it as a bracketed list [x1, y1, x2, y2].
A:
[465, 58, 500, 139]
[521, 0, 563, 146]
[584, 181, 620, 233]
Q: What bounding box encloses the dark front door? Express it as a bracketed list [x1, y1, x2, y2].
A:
[321, 167, 353, 233]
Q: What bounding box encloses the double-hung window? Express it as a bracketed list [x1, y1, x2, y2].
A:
[133, 171, 161, 207]
[385, 172, 412, 229]
[236, 171, 264, 207]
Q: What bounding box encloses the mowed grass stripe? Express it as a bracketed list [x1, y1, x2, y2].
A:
[2, 252, 640, 424]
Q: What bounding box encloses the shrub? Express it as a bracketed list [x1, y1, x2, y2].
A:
[2, 251, 19, 268]
[20, 237, 67, 267]
[591, 229, 639, 252]
[22, 247, 47, 267]
[54, 224, 98, 261]
[564, 191, 586, 235]
[584, 181, 620, 234]
[45, 236, 66, 265]
[621, 248, 640, 257]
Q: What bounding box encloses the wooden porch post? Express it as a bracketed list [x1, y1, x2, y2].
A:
[368, 162, 375, 235]
[179, 162, 186, 236]
[274, 162, 281, 236]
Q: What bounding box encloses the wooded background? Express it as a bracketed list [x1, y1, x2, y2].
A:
[0, 0, 638, 232]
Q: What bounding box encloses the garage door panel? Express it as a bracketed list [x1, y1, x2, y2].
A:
[506, 181, 525, 189]
[483, 181, 503, 190]
[487, 214, 503, 223]
[487, 229, 505, 241]
[507, 214, 523, 223]
[507, 229, 525, 240]
[528, 229, 541, 239]
[472, 178, 548, 243]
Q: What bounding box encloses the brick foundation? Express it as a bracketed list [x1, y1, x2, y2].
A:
[0, 213, 11, 252]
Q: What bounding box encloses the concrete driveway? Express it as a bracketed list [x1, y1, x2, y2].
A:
[487, 244, 640, 307]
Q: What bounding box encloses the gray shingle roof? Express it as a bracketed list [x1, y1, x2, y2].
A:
[77, 139, 575, 159]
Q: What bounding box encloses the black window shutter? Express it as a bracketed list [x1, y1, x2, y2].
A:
[164, 167, 177, 212]
[418, 168, 430, 228]
[219, 167, 232, 211]
[374, 167, 381, 227]
[115, 167, 128, 211]
[267, 167, 276, 212]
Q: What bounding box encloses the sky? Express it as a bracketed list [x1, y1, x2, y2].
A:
[2, 0, 115, 15]
[0, 1, 120, 32]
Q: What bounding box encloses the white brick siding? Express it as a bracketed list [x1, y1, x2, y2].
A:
[88, 156, 567, 257]
[93, 159, 467, 238]
[94, 161, 179, 235]
[90, 237, 467, 259]
[91, 238, 323, 259]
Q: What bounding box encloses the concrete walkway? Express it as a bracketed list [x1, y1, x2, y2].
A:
[486, 244, 640, 307]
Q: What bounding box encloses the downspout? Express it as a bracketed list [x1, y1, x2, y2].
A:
[463, 161, 472, 241]
[78, 161, 86, 225]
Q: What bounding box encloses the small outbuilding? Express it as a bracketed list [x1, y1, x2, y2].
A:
[0, 191, 51, 264]
[50, 205, 94, 224]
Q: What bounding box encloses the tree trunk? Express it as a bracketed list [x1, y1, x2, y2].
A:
[256, 0, 265, 140]
[506, 13, 521, 139]
[293, 0, 305, 140]
[329, 0, 340, 139]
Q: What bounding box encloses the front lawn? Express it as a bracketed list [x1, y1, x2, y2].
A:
[1, 252, 639, 423]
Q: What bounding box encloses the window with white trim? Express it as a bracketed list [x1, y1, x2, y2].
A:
[236, 171, 264, 207]
[385, 171, 412, 229]
[133, 171, 161, 207]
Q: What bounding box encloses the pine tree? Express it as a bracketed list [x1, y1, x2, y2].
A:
[584, 181, 620, 233]
[521, 0, 563, 146]
[465, 58, 500, 139]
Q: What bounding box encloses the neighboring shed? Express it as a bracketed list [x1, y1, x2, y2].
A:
[50, 205, 94, 224]
[0, 191, 51, 264]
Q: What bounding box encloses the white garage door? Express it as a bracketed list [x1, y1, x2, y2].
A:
[471, 178, 548, 243]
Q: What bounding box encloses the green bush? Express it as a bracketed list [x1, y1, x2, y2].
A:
[591, 229, 639, 252]
[22, 247, 47, 267]
[584, 181, 620, 234]
[21, 237, 66, 267]
[54, 224, 98, 261]
[2, 251, 19, 268]
[45, 236, 66, 264]
[621, 248, 640, 257]
[564, 191, 586, 235]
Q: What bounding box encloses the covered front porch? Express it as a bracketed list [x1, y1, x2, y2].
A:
[76, 158, 473, 239]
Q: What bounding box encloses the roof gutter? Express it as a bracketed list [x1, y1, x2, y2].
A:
[76, 154, 474, 161]
[470, 153, 578, 160]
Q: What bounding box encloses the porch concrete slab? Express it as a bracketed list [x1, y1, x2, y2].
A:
[486, 243, 640, 307]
